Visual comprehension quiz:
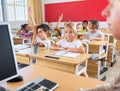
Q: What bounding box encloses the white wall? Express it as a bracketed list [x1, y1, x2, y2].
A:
[9, 21, 27, 29]
[42, 0, 82, 4]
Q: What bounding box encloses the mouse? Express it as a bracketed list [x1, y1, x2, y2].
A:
[7, 75, 23, 82]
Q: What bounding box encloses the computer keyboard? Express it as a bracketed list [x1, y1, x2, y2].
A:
[15, 77, 59, 91]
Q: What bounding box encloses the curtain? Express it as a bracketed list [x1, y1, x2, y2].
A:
[28, 0, 42, 25]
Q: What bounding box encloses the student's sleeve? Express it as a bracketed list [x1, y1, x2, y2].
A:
[76, 40, 82, 48]
[98, 31, 103, 36]
[86, 31, 89, 37]
[98, 31, 104, 40]
[56, 40, 63, 47]
[39, 40, 48, 48]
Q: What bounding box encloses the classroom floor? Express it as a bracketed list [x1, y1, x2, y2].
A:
[100, 51, 120, 82]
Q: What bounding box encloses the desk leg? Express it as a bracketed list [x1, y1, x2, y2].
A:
[98, 46, 108, 79]
[75, 64, 79, 75]
[111, 55, 116, 67]
[97, 59, 107, 81]
[75, 64, 88, 77]
[103, 61, 107, 68]
[111, 41, 116, 67]
[29, 57, 37, 65]
[97, 60, 101, 79]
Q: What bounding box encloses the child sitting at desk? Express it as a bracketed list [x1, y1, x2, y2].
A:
[81, 20, 104, 41]
[55, 14, 71, 37]
[17, 24, 32, 43]
[28, 7, 51, 48]
[77, 20, 89, 34]
[51, 22, 85, 53]
[49, 29, 61, 39]
[33, 24, 51, 48]
[48, 22, 61, 38]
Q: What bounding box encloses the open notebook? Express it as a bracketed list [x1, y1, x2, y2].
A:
[52, 50, 80, 58]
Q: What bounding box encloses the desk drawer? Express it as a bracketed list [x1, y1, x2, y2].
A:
[16, 56, 29, 64]
[89, 45, 99, 53]
[87, 60, 98, 77]
[36, 59, 75, 73]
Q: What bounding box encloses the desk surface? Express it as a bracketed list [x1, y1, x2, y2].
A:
[88, 41, 107, 46]
[1, 65, 105, 91]
[101, 29, 112, 36]
[29, 48, 92, 66]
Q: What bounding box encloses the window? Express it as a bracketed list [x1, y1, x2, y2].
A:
[6, 0, 28, 21]
[0, 0, 3, 21]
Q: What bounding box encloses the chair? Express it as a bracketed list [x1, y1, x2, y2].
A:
[75, 42, 89, 77]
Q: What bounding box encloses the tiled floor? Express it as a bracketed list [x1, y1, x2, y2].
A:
[100, 55, 120, 82]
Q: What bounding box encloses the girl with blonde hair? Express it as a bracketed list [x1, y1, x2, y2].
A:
[51, 22, 85, 53]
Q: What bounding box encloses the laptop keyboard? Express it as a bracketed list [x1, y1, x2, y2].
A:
[15, 78, 59, 91]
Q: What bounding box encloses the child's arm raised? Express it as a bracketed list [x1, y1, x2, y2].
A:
[28, 7, 37, 45]
[55, 14, 63, 32]
[16, 28, 22, 36]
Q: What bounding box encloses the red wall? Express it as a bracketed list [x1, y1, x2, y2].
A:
[45, 0, 108, 22]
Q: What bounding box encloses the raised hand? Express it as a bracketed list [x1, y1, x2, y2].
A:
[32, 39, 37, 46]
[58, 13, 63, 21]
[28, 7, 32, 16]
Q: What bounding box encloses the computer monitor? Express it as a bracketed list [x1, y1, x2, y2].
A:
[0, 23, 19, 83]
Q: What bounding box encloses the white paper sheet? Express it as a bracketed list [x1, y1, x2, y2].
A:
[16, 48, 32, 54]
[14, 44, 30, 51]
[52, 51, 80, 57]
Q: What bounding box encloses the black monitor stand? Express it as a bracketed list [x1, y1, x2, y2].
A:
[0, 76, 23, 91]
[7, 75, 23, 82]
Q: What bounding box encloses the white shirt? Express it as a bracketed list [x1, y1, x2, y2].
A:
[86, 30, 104, 59]
[56, 39, 82, 48]
[36, 36, 51, 48]
[86, 30, 103, 38]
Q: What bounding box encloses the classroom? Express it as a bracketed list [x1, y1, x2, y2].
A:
[0, 0, 120, 91]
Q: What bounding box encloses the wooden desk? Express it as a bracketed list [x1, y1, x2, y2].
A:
[15, 46, 32, 65]
[0, 65, 105, 91]
[16, 52, 30, 65]
[101, 30, 116, 67]
[87, 41, 108, 79]
[116, 40, 120, 50]
[13, 38, 24, 44]
[88, 41, 107, 53]
[29, 48, 92, 75]
[100, 30, 117, 66]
